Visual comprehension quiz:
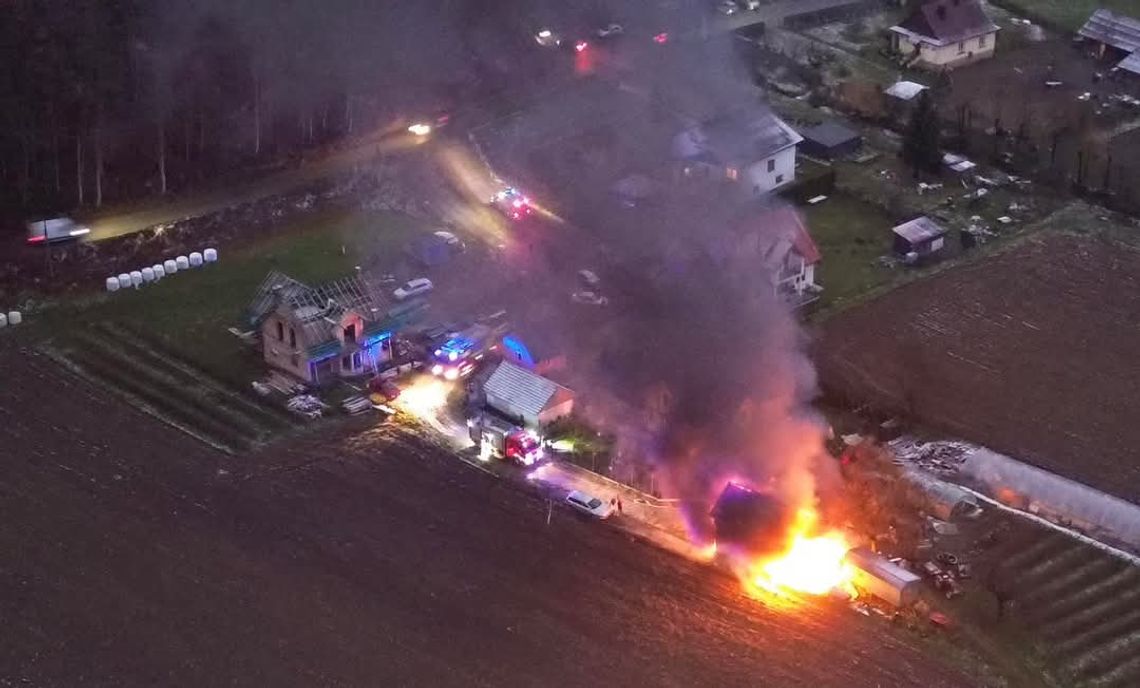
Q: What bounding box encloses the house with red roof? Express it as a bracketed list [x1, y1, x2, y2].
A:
[889, 0, 999, 70]
[732, 206, 822, 307]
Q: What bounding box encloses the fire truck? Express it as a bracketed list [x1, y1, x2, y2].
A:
[467, 413, 544, 466]
[429, 317, 509, 380]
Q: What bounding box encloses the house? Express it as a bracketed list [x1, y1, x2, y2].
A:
[481, 361, 575, 428]
[673, 110, 803, 194]
[892, 216, 947, 258]
[1079, 9, 1140, 60]
[733, 205, 822, 307]
[799, 121, 862, 160]
[889, 0, 1000, 70]
[246, 271, 396, 384]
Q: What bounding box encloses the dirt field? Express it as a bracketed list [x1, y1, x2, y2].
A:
[0, 335, 985, 687]
[817, 231, 1140, 504]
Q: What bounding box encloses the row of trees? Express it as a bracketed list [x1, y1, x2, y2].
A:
[0, 0, 491, 221]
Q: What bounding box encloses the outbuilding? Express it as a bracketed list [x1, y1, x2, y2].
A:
[892, 216, 947, 258]
[798, 121, 862, 160]
[482, 361, 575, 428]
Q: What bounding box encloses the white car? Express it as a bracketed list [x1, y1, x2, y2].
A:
[566, 490, 615, 519]
[393, 277, 434, 300]
[577, 268, 601, 290]
[571, 291, 609, 306]
[595, 23, 624, 38]
[433, 230, 464, 251]
[535, 28, 561, 47]
[717, 1, 738, 15]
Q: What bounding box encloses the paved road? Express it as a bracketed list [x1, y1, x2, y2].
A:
[0, 340, 980, 687]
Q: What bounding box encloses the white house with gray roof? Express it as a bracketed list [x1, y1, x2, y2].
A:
[672, 110, 803, 195]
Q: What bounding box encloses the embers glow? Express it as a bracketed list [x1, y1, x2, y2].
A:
[745, 509, 855, 599]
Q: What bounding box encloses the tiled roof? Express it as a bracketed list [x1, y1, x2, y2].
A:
[892, 0, 998, 45]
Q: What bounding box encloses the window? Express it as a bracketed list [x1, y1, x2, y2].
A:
[767, 159, 775, 173]
[957, 41, 965, 54]
[344, 323, 357, 344]
[775, 174, 784, 184]
[275, 321, 284, 341]
[978, 34, 987, 48]
[289, 328, 296, 348]
[290, 354, 299, 367]
[726, 167, 738, 180]
[342, 355, 351, 371]
[352, 352, 361, 368]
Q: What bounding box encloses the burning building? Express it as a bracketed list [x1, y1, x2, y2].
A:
[710, 482, 795, 559]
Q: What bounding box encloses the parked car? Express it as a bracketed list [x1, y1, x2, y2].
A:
[26, 217, 90, 245]
[571, 291, 609, 306]
[566, 490, 615, 519]
[535, 28, 561, 47]
[577, 268, 601, 290]
[433, 230, 465, 251]
[716, 0, 738, 15]
[368, 377, 401, 402]
[595, 23, 624, 38]
[393, 277, 434, 300]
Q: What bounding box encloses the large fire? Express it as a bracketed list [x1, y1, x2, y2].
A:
[745, 508, 856, 601]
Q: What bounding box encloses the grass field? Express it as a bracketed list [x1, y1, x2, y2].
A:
[804, 194, 897, 307]
[996, 0, 1140, 31]
[56, 208, 424, 386]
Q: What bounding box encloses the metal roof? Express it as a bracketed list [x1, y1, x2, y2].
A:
[677, 111, 803, 166]
[1118, 51, 1140, 75]
[893, 216, 946, 243]
[800, 121, 861, 149]
[1079, 9, 1140, 54]
[483, 361, 572, 420]
[884, 80, 928, 101]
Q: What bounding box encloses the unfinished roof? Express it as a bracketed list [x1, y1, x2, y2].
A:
[891, 0, 999, 46]
[483, 361, 573, 419]
[1079, 9, 1140, 54]
[884, 80, 929, 101]
[893, 216, 946, 244]
[248, 270, 380, 325]
[800, 121, 861, 149]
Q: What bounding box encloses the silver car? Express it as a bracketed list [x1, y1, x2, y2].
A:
[26, 217, 90, 245]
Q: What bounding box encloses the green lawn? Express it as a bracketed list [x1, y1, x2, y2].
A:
[998, 0, 1140, 31]
[53, 209, 425, 387]
[805, 194, 896, 307]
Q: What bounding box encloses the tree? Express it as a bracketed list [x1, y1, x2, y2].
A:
[902, 91, 942, 178]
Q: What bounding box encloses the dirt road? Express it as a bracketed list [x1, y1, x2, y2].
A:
[0, 339, 978, 687]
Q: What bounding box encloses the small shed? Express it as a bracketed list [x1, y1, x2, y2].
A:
[799, 121, 862, 160]
[892, 216, 947, 257]
[846, 547, 922, 607]
[884, 80, 928, 102]
[482, 361, 574, 428]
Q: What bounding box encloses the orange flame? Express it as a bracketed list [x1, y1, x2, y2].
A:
[745, 509, 856, 602]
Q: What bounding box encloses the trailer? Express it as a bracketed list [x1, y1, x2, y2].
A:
[845, 547, 922, 607]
